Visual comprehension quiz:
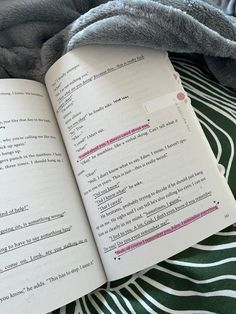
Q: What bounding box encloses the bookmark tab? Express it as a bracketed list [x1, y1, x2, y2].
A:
[143, 91, 187, 114]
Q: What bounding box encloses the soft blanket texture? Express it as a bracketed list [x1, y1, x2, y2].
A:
[0, 0, 236, 90]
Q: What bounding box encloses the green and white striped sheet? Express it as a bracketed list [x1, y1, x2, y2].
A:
[52, 55, 236, 314]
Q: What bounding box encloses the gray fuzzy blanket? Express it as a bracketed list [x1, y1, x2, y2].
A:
[0, 0, 236, 90]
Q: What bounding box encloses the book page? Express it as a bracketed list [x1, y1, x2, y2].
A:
[0, 80, 105, 313]
[45, 45, 236, 281]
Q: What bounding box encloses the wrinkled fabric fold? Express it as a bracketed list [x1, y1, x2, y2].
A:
[0, 0, 235, 90]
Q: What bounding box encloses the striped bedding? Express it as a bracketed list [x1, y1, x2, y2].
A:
[52, 55, 236, 314]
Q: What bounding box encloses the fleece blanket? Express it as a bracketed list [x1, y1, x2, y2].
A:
[0, 0, 235, 90]
[0, 1, 236, 313]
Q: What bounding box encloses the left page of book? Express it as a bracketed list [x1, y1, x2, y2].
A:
[0, 80, 106, 314]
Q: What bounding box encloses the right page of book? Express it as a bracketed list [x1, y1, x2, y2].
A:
[45, 45, 236, 281]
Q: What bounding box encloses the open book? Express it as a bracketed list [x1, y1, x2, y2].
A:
[0, 45, 236, 314]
